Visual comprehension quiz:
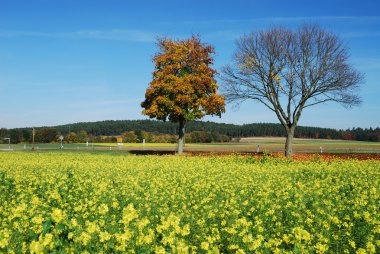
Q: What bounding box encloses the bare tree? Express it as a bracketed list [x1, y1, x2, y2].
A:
[221, 24, 364, 157]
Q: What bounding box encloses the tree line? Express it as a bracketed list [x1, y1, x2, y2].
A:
[1, 120, 379, 144]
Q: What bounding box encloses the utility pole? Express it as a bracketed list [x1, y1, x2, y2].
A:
[32, 128, 35, 151]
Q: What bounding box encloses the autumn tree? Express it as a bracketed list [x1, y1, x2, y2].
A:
[221, 24, 364, 157]
[141, 36, 225, 154]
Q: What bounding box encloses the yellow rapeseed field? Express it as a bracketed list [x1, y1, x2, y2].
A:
[0, 152, 379, 253]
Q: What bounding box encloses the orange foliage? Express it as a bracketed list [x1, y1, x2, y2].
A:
[141, 36, 225, 123]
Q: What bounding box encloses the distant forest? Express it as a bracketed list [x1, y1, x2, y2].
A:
[1, 120, 379, 143]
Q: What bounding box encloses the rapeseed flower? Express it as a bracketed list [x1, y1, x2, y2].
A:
[51, 208, 65, 223]
[0, 229, 11, 248]
[1, 152, 379, 253]
[98, 204, 109, 215]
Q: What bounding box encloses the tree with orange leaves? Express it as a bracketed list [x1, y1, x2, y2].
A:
[141, 36, 225, 154]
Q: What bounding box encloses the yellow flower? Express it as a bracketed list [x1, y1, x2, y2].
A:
[366, 242, 376, 254]
[315, 243, 329, 253]
[293, 227, 311, 242]
[350, 240, 356, 249]
[51, 208, 65, 223]
[181, 223, 190, 236]
[121, 204, 138, 224]
[228, 244, 239, 250]
[282, 234, 291, 244]
[99, 231, 111, 243]
[155, 246, 167, 254]
[79, 232, 91, 246]
[112, 200, 119, 209]
[42, 233, 53, 247]
[242, 233, 253, 243]
[1, 152, 380, 253]
[115, 231, 132, 244]
[29, 240, 44, 254]
[31, 215, 44, 225]
[70, 218, 78, 227]
[31, 195, 41, 205]
[85, 221, 98, 234]
[0, 229, 11, 248]
[137, 217, 150, 230]
[143, 231, 154, 244]
[98, 204, 109, 215]
[201, 241, 210, 250]
[331, 216, 340, 225]
[249, 235, 264, 250]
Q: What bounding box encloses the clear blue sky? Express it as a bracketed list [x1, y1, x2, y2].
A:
[1, 0, 379, 129]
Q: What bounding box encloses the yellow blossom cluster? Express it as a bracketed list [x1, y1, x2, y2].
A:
[0, 152, 379, 253]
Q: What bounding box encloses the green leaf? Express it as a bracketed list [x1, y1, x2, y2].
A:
[42, 218, 53, 234]
[56, 223, 66, 233]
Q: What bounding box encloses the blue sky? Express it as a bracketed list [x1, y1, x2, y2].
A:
[0, 0, 379, 129]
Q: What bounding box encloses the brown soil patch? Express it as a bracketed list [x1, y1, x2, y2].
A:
[179, 151, 380, 161]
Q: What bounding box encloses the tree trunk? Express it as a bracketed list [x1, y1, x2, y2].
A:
[177, 119, 186, 154]
[285, 127, 295, 158]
